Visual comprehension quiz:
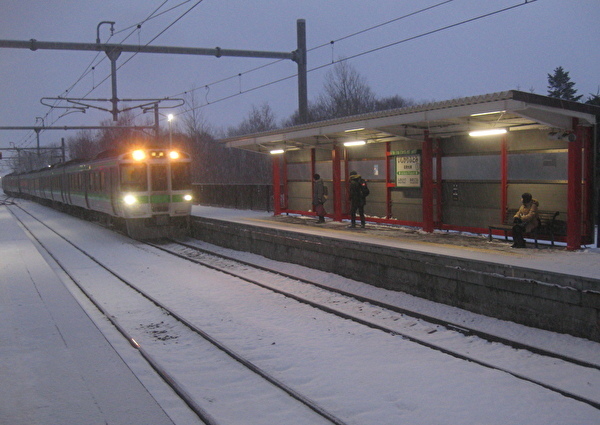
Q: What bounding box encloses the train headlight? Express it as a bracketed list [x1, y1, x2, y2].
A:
[183, 194, 193, 202]
[169, 151, 180, 159]
[132, 150, 146, 161]
[123, 194, 137, 205]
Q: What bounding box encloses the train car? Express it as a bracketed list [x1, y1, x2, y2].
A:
[2, 147, 194, 239]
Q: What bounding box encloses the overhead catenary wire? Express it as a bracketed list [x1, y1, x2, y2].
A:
[176, 0, 537, 117]
[16, 0, 537, 147]
[15, 0, 199, 149]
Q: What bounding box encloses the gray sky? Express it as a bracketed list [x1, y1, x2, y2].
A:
[1, 0, 599, 171]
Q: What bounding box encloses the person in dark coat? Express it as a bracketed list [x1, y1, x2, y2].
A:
[348, 170, 368, 228]
[512, 192, 539, 248]
[313, 174, 327, 223]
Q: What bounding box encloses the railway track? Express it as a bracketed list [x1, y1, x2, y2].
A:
[151, 238, 600, 410]
[7, 201, 600, 422]
[9, 204, 345, 425]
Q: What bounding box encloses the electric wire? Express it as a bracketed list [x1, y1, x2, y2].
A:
[13, 0, 537, 150]
[177, 0, 537, 116]
[14, 0, 197, 149]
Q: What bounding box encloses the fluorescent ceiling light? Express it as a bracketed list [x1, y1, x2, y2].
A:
[470, 110, 506, 117]
[343, 140, 366, 147]
[469, 129, 507, 137]
[269, 149, 285, 154]
[344, 127, 365, 132]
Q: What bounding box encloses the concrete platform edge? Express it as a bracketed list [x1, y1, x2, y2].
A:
[191, 217, 600, 342]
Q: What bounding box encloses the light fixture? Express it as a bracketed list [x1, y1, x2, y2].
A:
[344, 127, 365, 132]
[123, 194, 137, 205]
[132, 149, 146, 161]
[270, 149, 285, 155]
[469, 129, 507, 137]
[470, 110, 506, 117]
[343, 140, 366, 147]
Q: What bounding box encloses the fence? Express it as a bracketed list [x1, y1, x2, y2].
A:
[192, 184, 273, 211]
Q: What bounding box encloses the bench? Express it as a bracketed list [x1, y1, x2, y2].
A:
[488, 209, 560, 248]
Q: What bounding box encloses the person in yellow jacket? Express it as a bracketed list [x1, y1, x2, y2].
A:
[512, 192, 539, 248]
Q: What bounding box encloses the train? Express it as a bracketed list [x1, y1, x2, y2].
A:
[1, 147, 194, 239]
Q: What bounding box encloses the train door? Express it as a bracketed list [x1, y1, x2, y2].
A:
[150, 164, 169, 213]
[84, 171, 90, 209]
[110, 167, 118, 215]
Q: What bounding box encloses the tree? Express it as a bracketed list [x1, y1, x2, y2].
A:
[317, 60, 377, 119]
[585, 87, 600, 106]
[374, 95, 415, 111]
[227, 103, 278, 137]
[283, 61, 413, 127]
[547, 66, 582, 101]
[67, 129, 97, 159]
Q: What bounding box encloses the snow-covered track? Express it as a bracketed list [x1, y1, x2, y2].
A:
[8, 204, 346, 425]
[152, 238, 600, 411]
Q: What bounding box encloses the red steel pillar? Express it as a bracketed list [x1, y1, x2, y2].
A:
[567, 118, 583, 250]
[500, 135, 508, 221]
[272, 154, 281, 215]
[422, 131, 434, 233]
[332, 142, 343, 221]
[434, 138, 443, 228]
[386, 142, 393, 219]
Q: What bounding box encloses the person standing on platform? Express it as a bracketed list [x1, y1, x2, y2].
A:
[348, 170, 369, 228]
[512, 192, 539, 248]
[313, 174, 327, 223]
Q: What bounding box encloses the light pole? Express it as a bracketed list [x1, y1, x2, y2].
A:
[167, 114, 174, 149]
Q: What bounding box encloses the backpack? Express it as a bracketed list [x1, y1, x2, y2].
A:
[360, 180, 369, 197]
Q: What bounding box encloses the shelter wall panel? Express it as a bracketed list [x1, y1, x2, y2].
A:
[390, 203, 421, 223]
[507, 183, 567, 213]
[442, 182, 501, 208]
[442, 135, 501, 155]
[444, 206, 498, 228]
[286, 181, 311, 211]
[508, 130, 567, 151]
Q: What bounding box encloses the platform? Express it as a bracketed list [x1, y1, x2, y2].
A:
[191, 206, 599, 280]
[0, 206, 175, 425]
[190, 206, 600, 341]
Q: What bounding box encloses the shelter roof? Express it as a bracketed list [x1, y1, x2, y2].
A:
[220, 90, 600, 153]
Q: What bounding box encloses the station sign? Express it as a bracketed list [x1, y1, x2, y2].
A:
[392, 149, 421, 187]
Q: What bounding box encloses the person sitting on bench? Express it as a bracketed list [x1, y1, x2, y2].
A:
[512, 192, 539, 248]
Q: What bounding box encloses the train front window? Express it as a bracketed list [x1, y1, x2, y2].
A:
[120, 164, 147, 191]
[151, 164, 168, 191]
[171, 163, 191, 190]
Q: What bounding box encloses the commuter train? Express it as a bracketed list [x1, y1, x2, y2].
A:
[1, 147, 194, 239]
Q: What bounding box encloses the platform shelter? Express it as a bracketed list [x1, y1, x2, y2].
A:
[222, 91, 600, 250]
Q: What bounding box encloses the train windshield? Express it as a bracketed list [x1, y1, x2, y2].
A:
[151, 164, 168, 191]
[120, 164, 148, 191]
[171, 163, 191, 190]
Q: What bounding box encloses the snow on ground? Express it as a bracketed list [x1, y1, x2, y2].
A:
[4, 201, 600, 424]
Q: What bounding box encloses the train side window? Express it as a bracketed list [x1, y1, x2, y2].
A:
[151, 165, 168, 191]
[120, 164, 148, 191]
[171, 163, 191, 190]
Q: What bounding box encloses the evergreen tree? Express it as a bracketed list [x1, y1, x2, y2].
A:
[585, 88, 600, 106]
[547, 66, 582, 101]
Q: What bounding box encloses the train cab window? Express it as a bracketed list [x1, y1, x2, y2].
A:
[171, 163, 191, 190]
[120, 164, 148, 191]
[151, 165, 168, 191]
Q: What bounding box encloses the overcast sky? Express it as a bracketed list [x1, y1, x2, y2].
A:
[1, 0, 599, 170]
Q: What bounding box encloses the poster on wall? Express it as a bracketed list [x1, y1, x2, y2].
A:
[394, 150, 421, 187]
